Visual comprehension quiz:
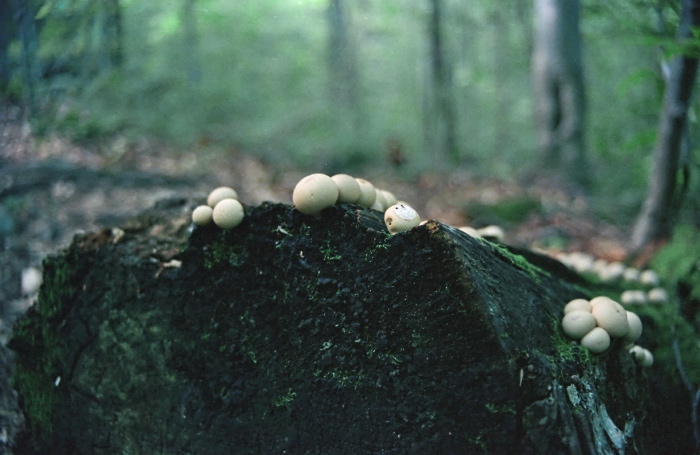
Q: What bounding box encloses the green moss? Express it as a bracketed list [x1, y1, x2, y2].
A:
[10, 253, 80, 449]
[487, 241, 550, 282]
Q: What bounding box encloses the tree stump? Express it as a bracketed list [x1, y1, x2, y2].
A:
[9, 199, 653, 454]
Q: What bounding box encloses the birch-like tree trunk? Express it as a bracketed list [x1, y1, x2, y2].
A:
[532, 0, 588, 187]
[630, 0, 700, 255]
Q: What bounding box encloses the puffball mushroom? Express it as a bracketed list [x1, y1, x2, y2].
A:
[477, 225, 505, 242]
[621, 290, 647, 305]
[192, 205, 214, 226]
[355, 179, 377, 208]
[590, 296, 629, 338]
[331, 174, 361, 204]
[623, 311, 643, 344]
[371, 190, 387, 211]
[293, 173, 339, 215]
[212, 199, 245, 229]
[564, 298, 592, 314]
[384, 203, 420, 234]
[580, 327, 611, 354]
[639, 269, 660, 286]
[207, 186, 238, 208]
[647, 288, 669, 304]
[379, 189, 397, 207]
[562, 310, 597, 339]
[629, 345, 654, 367]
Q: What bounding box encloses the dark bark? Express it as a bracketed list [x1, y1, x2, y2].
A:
[8, 200, 661, 454]
[182, 0, 201, 84]
[327, 0, 360, 131]
[630, 0, 700, 255]
[0, 0, 12, 93]
[428, 0, 458, 162]
[11, 0, 38, 112]
[532, 0, 588, 187]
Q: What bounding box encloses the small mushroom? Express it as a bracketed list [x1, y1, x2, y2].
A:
[293, 173, 339, 215]
[477, 225, 505, 242]
[639, 269, 660, 286]
[623, 311, 643, 344]
[628, 345, 647, 362]
[564, 298, 592, 314]
[212, 199, 245, 229]
[620, 290, 647, 305]
[384, 203, 420, 234]
[562, 310, 597, 339]
[355, 179, 377, 208]
[331, 174, 361, 204]
[640, 348, 654, 367]
[458, 226, 481, 238]
[647, 288, 669, 304]
[207, 186, 238, 208]
[580, 327, 611, 354]
[590, 296, 629, 338]
[192, 205, 214, 226]
[371, 190, 388, 211]
[379, 189, 397, 207]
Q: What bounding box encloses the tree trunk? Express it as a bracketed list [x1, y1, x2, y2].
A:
[327, 0, 360, 132]
[8, 199, 664, 454]
[428, 0, 458, 162]
[182, 0, 201, 85]
[532, 0, 588, 187]
[0, 0, 12, 93]
[630, 0, 700, 255]
[11, 0, 39, 112]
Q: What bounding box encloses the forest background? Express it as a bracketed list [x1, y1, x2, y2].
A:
[1, 0, 700, 280]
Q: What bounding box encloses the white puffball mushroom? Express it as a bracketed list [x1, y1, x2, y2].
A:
[647, 287, 669, 304]
[477, 225, 505, 242]
[641, 348, 654, 367]
[621, 290, 647, 305]
[640, 269, 660, 286]
[623, 267, 641, 282]
[564, 298, 592, 314]
[580, 327, 611, 354]
[458, 226, 481, 238]
[623, 311, 643, 344]
[379, 190, 397, 207]
[629, 345, 647, 362]
[598, 261, 626, 282]
[355, 179, 377, 208]
[212, 199, 245, 229]
[207, 186, 238, 208]
[331, 174, 361, 204]
[371, 190, 388, 211]
[568, 252, 595, 274]
[384, 203, 420, 234]
[192, 205, 214, 226]
[590, 296, 629, 338]
[292, 173, 339, 215]
[562, 310, 597, 340]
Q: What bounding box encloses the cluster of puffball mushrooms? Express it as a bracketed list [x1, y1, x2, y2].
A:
[191, 173, 422, 235]
[562, 296, 653, 367]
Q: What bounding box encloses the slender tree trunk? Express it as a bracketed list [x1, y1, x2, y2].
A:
[12, 0, 39, 112]
[428, 0, 458, 162]
[630, 0, 700, 255]
[532, 0, 588, 187]
[182, 0, 202, 85]
[0, 0, 12, 93]
[327, 0, 360, 132]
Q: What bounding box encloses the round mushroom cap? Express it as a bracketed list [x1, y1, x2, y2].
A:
[371, 190, 388, 211]
[207, 186, 238, 208]
[212, 199, 245, 229]
[293, 174, 339, 215]
[580, 327, 611, 354]
[192, 205, 214, 226]
[620, 290, 647, 305]
[384, 203, 420, 234]
[623, 311, 643, 343]
[562, 310, 597, 340]
[591, 296, 630, 338]
[355, 179, 377, 208]
[647, 287, 669, 304]
[564, 298, 592, 314]
[458, 226, 481, 238]
[477, 225, 505, 242]
[628, 345, 646, 362]
[639, 269, 660, 286]
[379, 189, 397, 207]
[331, 174, 361, 204]
[641, 348, 654, 367]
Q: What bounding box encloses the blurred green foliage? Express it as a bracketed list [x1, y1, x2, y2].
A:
[6, 0, 699, 223]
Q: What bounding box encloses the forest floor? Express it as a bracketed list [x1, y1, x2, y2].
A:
[0, 104, 631, 339]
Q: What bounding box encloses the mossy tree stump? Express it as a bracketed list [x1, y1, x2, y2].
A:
[10, 200, 653, 454]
